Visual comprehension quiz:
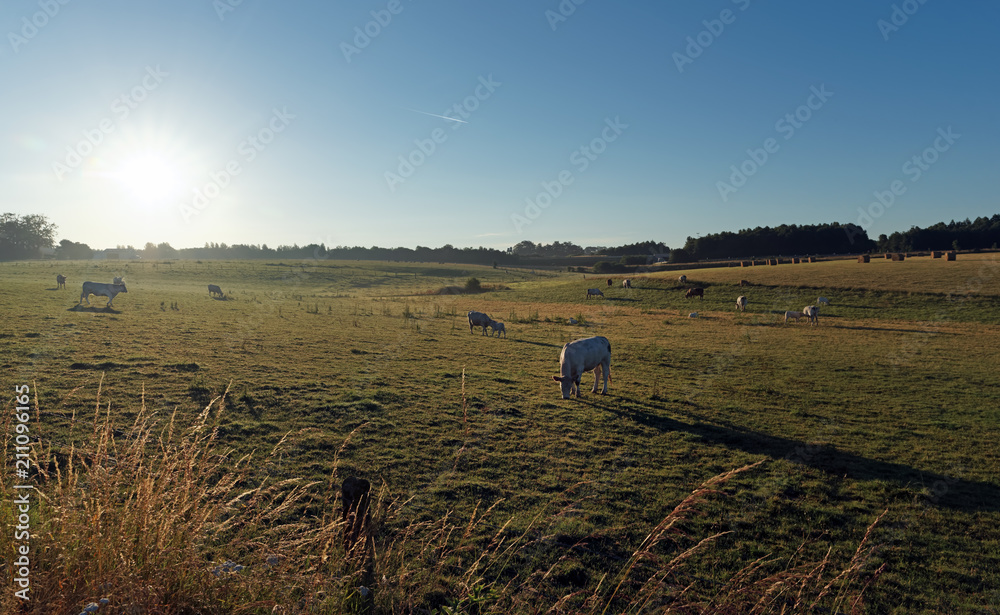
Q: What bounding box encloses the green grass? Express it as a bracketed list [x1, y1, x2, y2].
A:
[1, 257, 999, 613]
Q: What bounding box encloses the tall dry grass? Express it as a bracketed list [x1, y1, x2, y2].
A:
[1, 380, 886, 614]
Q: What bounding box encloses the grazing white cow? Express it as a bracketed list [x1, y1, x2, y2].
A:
[488, 320, 506, 338]
[208, 284, 224, 298]
[468, 311, 492, 335]
[551, 336, 611, 399]
[56, 274, 67, 289]
[679, 275, 687, 283]
[586, 288, 604, 299]
[623, 279, 632, 289]
[784, 310, 803, 323]
[80, 281, 128, 308]
[113, 276, 124, 285]
[736, 295, 748, 312]
[803, 305, 820, 325]
[817, 297, 830, 306]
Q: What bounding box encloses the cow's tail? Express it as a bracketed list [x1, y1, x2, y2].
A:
[607, 340, 613, 388]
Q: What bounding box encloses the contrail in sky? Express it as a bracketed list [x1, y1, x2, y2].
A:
[403, 107, 468, 124]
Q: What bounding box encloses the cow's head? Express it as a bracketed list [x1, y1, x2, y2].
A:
[551, 375, 577, 399]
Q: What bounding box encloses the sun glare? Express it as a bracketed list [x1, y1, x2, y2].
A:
[111, 150, 184, 203]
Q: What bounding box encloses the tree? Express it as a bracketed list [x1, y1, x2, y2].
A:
[0, 213, 57, 260]
[669, 248, 693, 264]
[55, 239, 94, 260]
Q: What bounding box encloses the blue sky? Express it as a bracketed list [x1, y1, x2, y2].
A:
[1, 1, 997, 251]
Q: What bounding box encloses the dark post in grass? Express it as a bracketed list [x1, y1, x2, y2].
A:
[342, 476, 371, 556]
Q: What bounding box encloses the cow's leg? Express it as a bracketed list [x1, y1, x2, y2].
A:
[601, 360, 610, 394]
[591, 365, 602, 393]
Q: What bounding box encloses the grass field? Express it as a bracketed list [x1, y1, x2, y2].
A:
[2, 255, 999, 613]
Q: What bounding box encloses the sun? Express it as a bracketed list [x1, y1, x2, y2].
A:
[110, 150, 185, 203]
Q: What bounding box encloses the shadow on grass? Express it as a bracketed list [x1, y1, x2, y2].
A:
[632, 285, 688, 292]
[68, 304, 121, 314]
[832, 324, 958, 334]
[573, 395, 1000, 513]
[510, 338, 562, 348]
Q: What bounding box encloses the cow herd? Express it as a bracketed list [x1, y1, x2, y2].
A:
[56, 269, 827, 399]
[56, 274, 227, 307]
[537, 277, 833, 398]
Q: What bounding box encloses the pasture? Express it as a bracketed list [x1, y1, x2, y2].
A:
[2, 256, 999, 613]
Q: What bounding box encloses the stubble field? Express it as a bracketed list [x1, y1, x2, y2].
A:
[2, 255, 999, 613]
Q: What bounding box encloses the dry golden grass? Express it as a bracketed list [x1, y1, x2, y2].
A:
[655, 253, 1000, 296]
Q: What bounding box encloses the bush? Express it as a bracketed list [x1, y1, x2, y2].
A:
[465, 277, 482, 293]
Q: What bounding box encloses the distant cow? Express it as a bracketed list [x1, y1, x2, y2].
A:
[784, 310, 803, 323]
[739, 279, 750, 287]
[817, 297, 830, 306]
[488, 320, 506, 338]
[79, 281, 128, 308]
[607, 278, 613, 287]
[679, 275, 687, 283]
[736, 295, 748, 312]
[468, 311, 492, 335]
[804, 305, 820, 325]
[586, 288, 604, 299]
[685, 287, 704, 300]
[623, 279, 632, 289]
[113, 276, 124, 285]
[208, 284, 224, 298]
[552, 336, 611, 399]
[56, 274, 67, 289]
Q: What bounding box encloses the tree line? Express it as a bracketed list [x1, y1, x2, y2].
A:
[4, 212, 1000, 263]
[876, 216, 1000, 252]
[681, 223, 877, 261]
